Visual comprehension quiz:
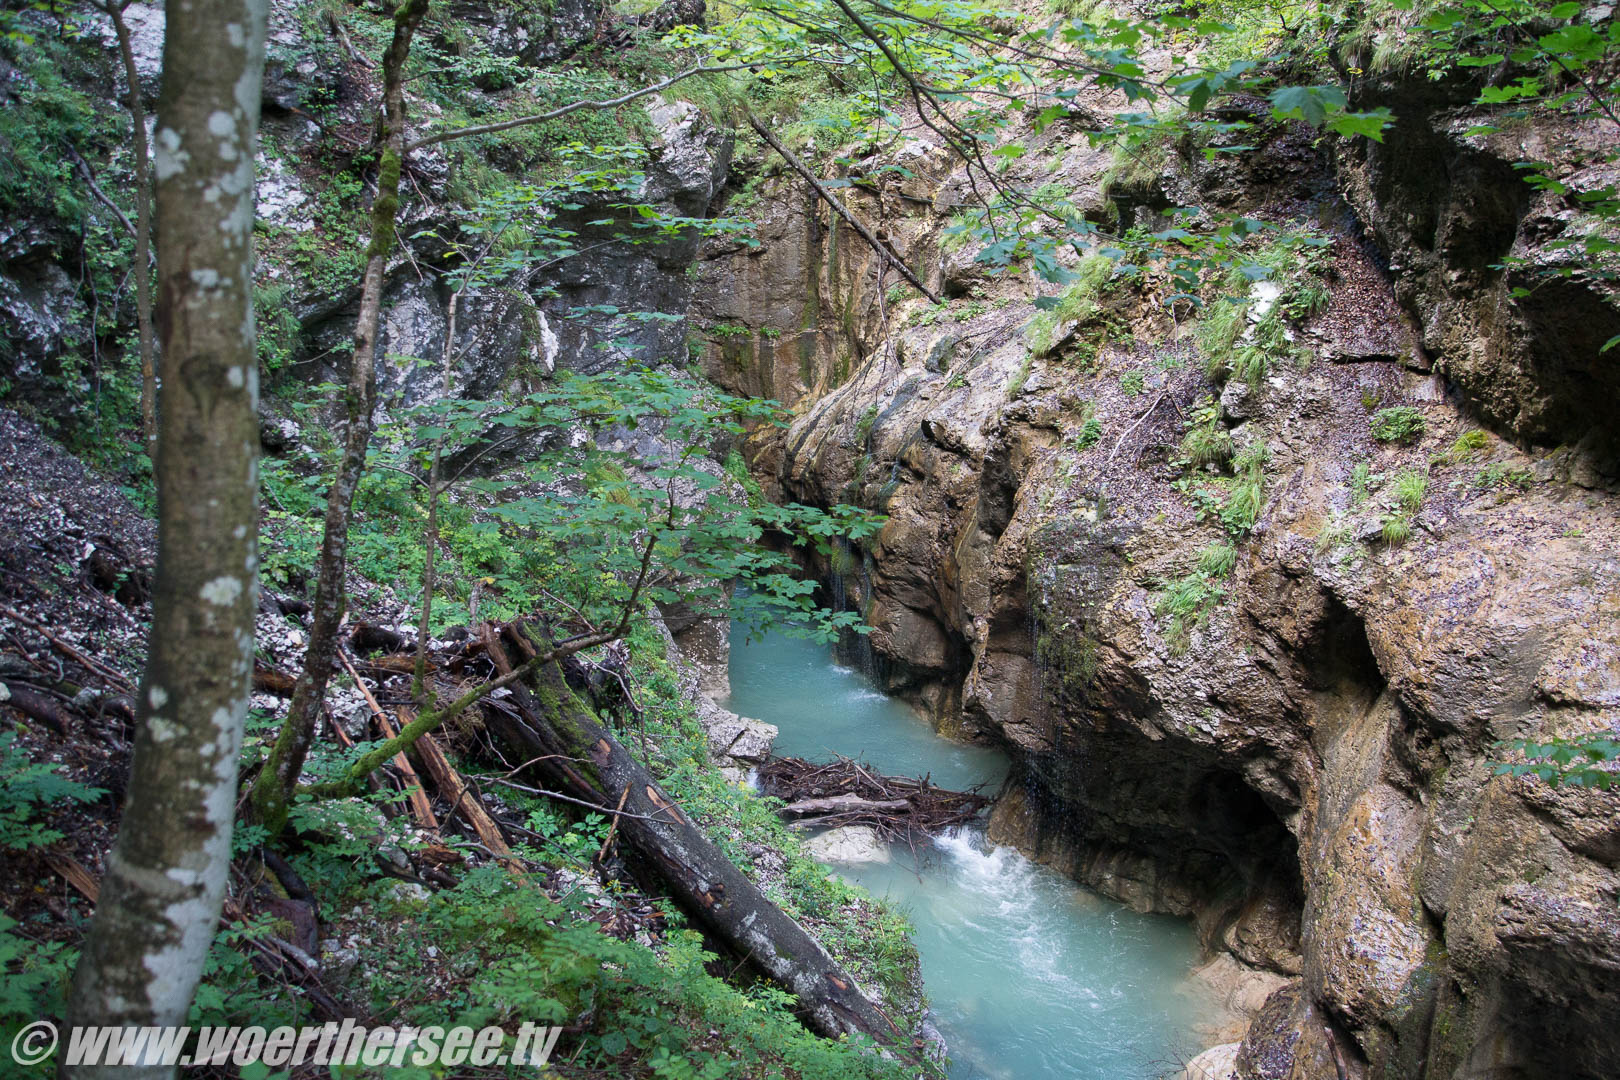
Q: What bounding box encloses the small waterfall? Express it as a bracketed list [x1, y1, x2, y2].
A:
[1027, 563, 1058, 721]
[829, 535, 879, 678]
[829, 535, 850, 615]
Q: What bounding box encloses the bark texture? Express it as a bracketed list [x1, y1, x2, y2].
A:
[63, 1, 268, 1075]
[251, 0, 431, 832]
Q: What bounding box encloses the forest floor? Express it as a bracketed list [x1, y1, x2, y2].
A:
[0, 408, 928, 1079]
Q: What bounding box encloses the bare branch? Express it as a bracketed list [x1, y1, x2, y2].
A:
[747, 112, 942, 303]
[406, 62, 760, 152]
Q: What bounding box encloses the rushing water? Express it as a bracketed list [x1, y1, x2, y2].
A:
[728, 628, 1212, 1080]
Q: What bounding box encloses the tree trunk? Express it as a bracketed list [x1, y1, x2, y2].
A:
[482, 627, 911, 1050]
[103, 0, 158, 456]
[63, 1, 268, 1075]
[250, 0, 432, 833]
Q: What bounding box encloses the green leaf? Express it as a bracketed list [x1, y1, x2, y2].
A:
[1478, 79, 1542, 103]
[1268, 85, 1347, 129]
[1327, 108, 1395, 142]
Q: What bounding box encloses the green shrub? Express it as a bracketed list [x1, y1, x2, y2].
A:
[1283, 279, 1331, 319]
[1119, 370, 1145, 396]
[1380, 514, 1412, 545]
[1025, 253, 1116, 355]
[1156, 572, 1225, 647]
[1073, 415, 1104, 450]
[1222, 442, 1268, 535]
[1006, 353, 1035, 398]
[1371, 406, 1426, 444]
[1475, 463, 1533, 492]
[1349, 461, 1374, 506]
[1180, 395, 1232, 467]
[1182, 424, 1233, 467]
[853, 404, 880, 445]
[1197, 299, 1248, 378]
[1315, 515, 1353, 554]
[1230, 344, 1269, 386]
[0, 731, 105, 851]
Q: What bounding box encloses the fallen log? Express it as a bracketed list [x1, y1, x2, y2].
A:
[404, 708, 522, 871]
[340, 651, 439, 830]
[0, 681, 71, 734]
[479, 623, 910, 1051]
[253, 660, 298, 697]
[781, 796, 910, 817]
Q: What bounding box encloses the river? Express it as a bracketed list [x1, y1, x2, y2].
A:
[727, 627, 1213, 1080]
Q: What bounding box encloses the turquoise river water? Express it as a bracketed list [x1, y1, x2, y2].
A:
[727, 627, 1212, 1080]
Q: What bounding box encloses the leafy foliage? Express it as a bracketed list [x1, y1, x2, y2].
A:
[1370, 405, 1427, 444]
[1180, 395, 1233, 467]
[0, 730, 105, 851]
[1492, 735, 1620, 789]
[1380, 467, 1427, 544]
[1155, 570, 1225, 648]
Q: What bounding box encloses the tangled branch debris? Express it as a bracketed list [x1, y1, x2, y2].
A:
[757, 756, 991, 839]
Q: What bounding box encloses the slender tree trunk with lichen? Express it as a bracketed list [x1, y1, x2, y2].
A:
[249, 0, 431, 834]
[62, 2, 267, 1075]
[99, 0, 159, 455]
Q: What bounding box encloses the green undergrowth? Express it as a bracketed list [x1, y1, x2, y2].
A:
[1161, 402, 1271, 649]
[195, 615, 926, 1080]
[1025, 252, 1118, 357]
[1380, 467, 1427, 544]
[621, 623, 924, 1014]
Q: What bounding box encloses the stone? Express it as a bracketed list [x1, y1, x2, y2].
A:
[321, 941, 360, 980]
[1180, 1042, 1240, 1080]
[1189, 953, 1292, 1020]
[805, 826, 891, 864]
[1219, 379, 1254, 422]
[695, 699, 777, 764]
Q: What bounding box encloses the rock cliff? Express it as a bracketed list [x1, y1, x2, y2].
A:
[699, 63, 1620, 1080]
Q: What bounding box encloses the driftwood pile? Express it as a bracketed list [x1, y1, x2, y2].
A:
[757, 755, 991, 839]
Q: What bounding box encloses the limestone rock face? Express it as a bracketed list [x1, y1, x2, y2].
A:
[726, 76, 1620, 1080]
[1335, 74, 1620, 444]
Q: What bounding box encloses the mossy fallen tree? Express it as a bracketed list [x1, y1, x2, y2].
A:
[479, 623, 914, 1053]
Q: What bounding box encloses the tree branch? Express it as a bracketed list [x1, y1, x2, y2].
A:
[747, 112, 941, 304]
[405, 62, 761, 152]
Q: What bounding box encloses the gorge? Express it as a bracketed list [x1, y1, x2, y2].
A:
[1, 0, 1617, 1078]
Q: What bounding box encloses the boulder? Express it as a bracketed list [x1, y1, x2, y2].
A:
[1181, 1042, 1240, 1080]
[805, 826, 890, 865]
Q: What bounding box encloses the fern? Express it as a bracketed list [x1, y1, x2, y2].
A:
[0, 731, 105, 851]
